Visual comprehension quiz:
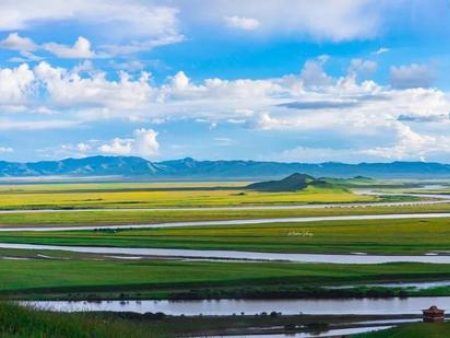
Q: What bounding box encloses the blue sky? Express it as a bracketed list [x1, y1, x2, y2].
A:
[0, 0, 450, 163]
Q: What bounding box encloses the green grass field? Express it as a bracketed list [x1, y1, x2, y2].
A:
[0, 302, 424, 338]
[4, 217, 450, 255]
[0, 302, 165, 338]
[0, 259, 449, 299]
[0, 180, 449, 337]
[355, 322, 450, 337]
[0, 201, 448, 228]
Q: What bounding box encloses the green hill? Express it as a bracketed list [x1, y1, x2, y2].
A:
[246, 173, 317, 191]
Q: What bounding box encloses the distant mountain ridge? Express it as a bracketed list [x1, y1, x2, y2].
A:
[0, 156, 450, 179]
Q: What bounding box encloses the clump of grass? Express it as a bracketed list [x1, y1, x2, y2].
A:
[0, 302, 164, 338]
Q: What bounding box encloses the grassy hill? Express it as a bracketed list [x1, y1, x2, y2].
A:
[247, 173, 317, 191]
[246, 172, 372, 192]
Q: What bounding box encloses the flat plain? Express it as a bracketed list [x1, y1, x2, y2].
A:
[0, 179, 449, 337]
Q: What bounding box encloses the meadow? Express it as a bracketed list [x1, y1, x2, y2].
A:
[355, 322, 450, 337]
[0, 182, 378, 209]
[0, 201, 448, 227]
[0, 258, 449, 299]
[0, 180, 448, 337]
[0, 302, 421, 338]
[4, 217, 450, 255]
[0, 302, 165, 338]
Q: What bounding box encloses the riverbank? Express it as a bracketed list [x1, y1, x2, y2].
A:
[0, 301, 427, 338]
[1, 255, 450, 300]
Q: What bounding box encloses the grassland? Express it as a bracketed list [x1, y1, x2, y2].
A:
[0, 200, 448, 228]
[0, 302, 423, 338]
[0, 302, 165, 337]
[0, 258, 450, 299]
[0, 182, 381, 209]
[3, 217, 450, 255]
[0, 180, 449, 336]
[355, 322, 450, 337]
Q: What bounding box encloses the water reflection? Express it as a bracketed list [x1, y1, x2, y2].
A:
[22, 297, 450, 315]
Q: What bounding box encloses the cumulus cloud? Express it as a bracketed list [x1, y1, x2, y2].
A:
[300, 57, 334, 88]
[44, 36, 95, 59]
[277, 122, 450, 163]
[224, 16, 260, 30]
[34, 62, 153, 110]
[0, 32, 37, 51]
[0, 64, 35, 105]
[361, 123, 450, 161]
[99, 129, 159, 158]
[0, 57, 448, 163]
[1, 33, 96, 60]
[390, 63, 436, 89]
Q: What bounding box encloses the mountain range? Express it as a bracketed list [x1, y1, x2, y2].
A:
[0, 156, 449, 179]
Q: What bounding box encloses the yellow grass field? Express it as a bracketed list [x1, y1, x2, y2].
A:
[0, 183, 376, 209]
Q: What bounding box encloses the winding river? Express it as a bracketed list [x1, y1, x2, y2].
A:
[3, 242, 450, 264]
[2, 212, 450, 232]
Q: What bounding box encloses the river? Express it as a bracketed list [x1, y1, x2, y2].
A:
[22, 297, 450, 315]
[4, 242, 450, 264]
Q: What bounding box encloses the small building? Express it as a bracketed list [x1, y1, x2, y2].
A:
[422, 305, 445, 323]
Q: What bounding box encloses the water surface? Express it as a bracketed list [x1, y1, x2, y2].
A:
[4, 242, 450, 264]
[24, 297, 450, 315]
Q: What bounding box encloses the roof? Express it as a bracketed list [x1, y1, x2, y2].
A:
[423, 305, 445, 314]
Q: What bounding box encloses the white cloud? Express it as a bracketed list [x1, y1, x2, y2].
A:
[0, 32, 36, 51]
[100, 35, 184, 56]
[390, 63, 436, 89]
[0, 64, 35, 105]
[0, 147, 14, 154]
[76, 143, 91, 153]
[362, 123, 450, 161]
[44, 36, 95, 59]
[277, 121, 450, 163]
[374, 47, 389, 55]
[34, 62, 153, 110]
[300, 57, 333, 88]
[0, 1, 179, 37]
[349, 59, 378, 74]
[133, 128, 160, 157]
[0, 119, 79, 130]
[98, 138, 133, 155]
[181, 0, 381, 41]
[0, 0, 182, 55]
[0, 57, 448, 165]
[224, 16, 260, 30]
[99, 128, 159, 158]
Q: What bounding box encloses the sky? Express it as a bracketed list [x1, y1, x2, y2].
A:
[0, 0, 450, 163]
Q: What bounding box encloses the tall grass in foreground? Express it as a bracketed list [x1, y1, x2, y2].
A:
[354, 322, 450, 337]
[0, 302, 165, 338]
